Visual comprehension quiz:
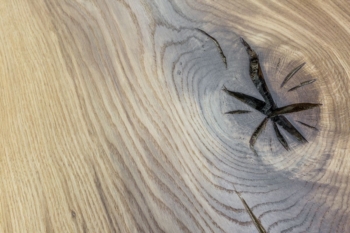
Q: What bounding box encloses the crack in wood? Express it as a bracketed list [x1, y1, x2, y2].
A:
[273, 122, 290, 151]
[223, 86, 267, 114]
[288, 79, 317, 92]
[273, 115, 308, 143]
[223, 38, 321, 155]
[225, 110, 251, 114]
[241, 37, 277, 112]
[196, 28, 227, 68]
[269, 103, 322, 117]
[280, 62, 305, 88]
[297, 121, 319, 131]
[235, 191, 267, 233]
[249, 118, 269, 156]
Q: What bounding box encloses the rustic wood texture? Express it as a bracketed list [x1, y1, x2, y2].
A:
[1, 0, 350, 232]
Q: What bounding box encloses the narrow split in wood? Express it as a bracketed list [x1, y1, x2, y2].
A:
[196, 28, 227, 68]
[297, 121, 319, 131]
[280, 62, 306, 88]
[288, 79, 317, 92]
[235, 191, 267, 233]
[270, 103, 322, 117]
[222, 86, 266, 113]
[249, 117, 268, 156]
[273, 122, 290, 151]
[225, 110, 251, 114]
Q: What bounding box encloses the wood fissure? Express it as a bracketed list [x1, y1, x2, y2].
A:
[235, 191, 267, 233]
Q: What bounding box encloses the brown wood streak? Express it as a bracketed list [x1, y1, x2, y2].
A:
[1, 0, 350, 232]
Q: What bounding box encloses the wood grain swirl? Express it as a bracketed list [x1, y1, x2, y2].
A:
[1, 0, 350, 232]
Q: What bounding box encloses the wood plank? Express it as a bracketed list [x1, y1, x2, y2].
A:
[1, 0, 349, 232]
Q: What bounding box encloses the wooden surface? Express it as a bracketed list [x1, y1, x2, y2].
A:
[1, 0, 350, 232]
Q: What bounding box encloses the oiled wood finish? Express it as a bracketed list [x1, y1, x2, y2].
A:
[1, 0, 350, 232]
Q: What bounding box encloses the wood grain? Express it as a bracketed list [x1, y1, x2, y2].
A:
[1, 0, 350, 232]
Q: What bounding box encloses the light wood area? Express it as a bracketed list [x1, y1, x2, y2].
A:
[1, 0, 350, 232]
